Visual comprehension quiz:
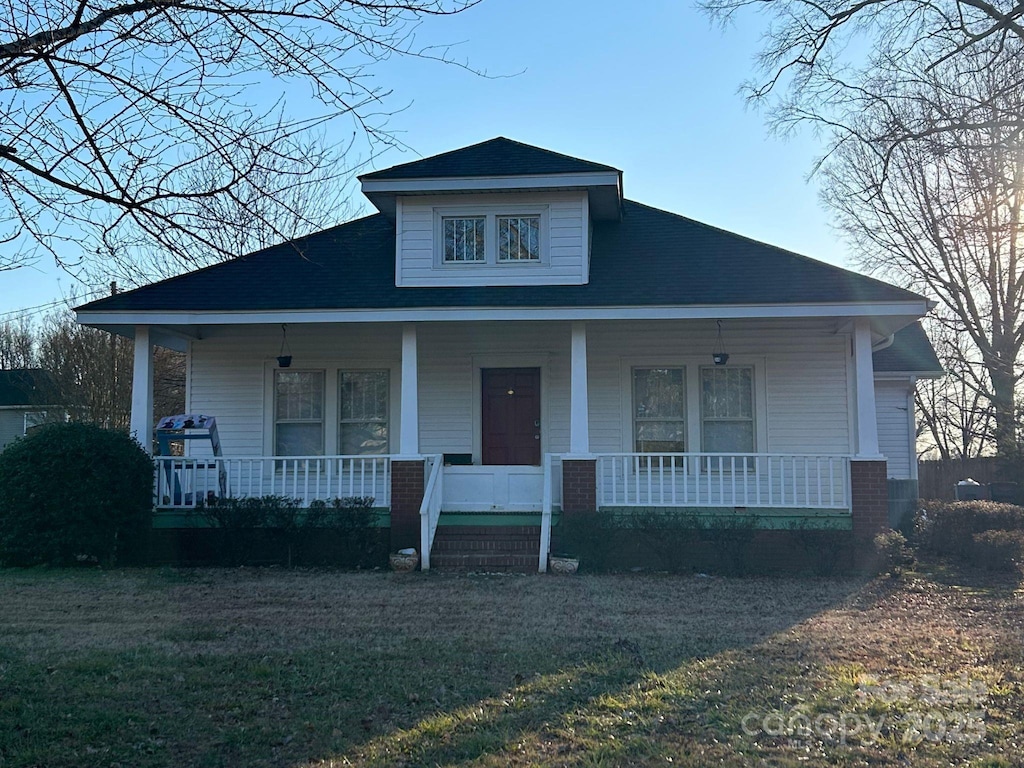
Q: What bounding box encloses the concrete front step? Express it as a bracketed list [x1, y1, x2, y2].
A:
[429, 526, 542, 571]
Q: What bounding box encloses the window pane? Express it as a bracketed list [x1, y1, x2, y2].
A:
[702, 421, 755, 453]
[443, 217, 485, 262]
[634, 368, 685, 419]
[340, 423, 389, 455]
[341, 371, 388, 420]
[701, 367, 752, 419]
[276, 423, 324, 456]
[636, 421, 686, 453]
[498, 216, 540, 261]
[275, 371, 324, 420]
[633, 367, 685, 453]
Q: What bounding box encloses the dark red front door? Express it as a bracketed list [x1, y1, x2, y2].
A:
[482, 368, 541, 465]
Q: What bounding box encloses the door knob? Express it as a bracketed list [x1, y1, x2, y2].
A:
[534, 435, 540, 440]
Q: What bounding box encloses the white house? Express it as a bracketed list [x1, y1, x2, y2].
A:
[76, 137, 942, 571]
[0, 369, 61, 453]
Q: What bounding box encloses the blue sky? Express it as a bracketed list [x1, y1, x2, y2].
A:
[0, 0, 847, 318]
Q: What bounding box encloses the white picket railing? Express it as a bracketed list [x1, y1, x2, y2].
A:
[595, 453, 851, 510]
[154, 455, 391, 508]
[419, 455, 444, 570]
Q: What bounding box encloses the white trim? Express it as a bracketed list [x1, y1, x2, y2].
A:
[361, 171, 621, 196]
[433, 204, 550, 268]
[569, 321, 590, 455]
[130, 325, 154, 454]
[581, 193, 591, 285]
[399, 323, 419, 457]
[77, 301, 931, 328]
[394, 196, 404, 287]
[853, 318, 882, 459]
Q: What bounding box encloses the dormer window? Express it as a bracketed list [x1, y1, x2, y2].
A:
[443, 217, 486, 262]
[435, 205, 547, 267]
[498, 216, 541, 261]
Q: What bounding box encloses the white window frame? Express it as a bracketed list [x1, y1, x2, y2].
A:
[23, 411, 48, 435]
[273, 369, 325, 457]
[441, 216, 487, 263]
[631, 367, 687, 454]
[338, 369, 391, 456]
[620, 356, 768, 457]
[434, 204, 548, 268]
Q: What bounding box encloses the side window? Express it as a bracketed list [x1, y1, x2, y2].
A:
[274, 370, 324, 456]
[632, 367, 686, 453]
[339, 371, 390, 455]
[700, 367, 755, 453]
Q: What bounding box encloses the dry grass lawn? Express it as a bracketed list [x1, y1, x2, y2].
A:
[1, 566, 1022, 767]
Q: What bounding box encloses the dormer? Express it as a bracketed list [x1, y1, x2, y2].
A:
[359, 138, 622, 287]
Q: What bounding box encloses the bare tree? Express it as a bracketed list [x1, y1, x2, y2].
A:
[0, 0, 478, 274]
[0, 316, 36, 368]
[701, 0, 1024, 157]
[820, 51, 1024, 453]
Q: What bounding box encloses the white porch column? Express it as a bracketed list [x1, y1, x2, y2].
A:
[568, 321, 591, 456]
[130, 325, 154, 454]
[399, 323, 419, 457]
[853, 318, 881, 458]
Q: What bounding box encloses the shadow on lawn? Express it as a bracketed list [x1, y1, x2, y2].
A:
[298, 576, 875, 768]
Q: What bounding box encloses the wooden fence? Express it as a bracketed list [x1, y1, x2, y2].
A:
[918, 457, 1008, 500]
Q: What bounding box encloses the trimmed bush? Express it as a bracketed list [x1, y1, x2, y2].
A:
[0, 422, 154, 566]
[915, 500, 1024, 557]
[969, 530, 1024, 572]
[874, 530, 913, 576]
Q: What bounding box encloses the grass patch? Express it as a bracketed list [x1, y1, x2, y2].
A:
[0, 568, 1021, 766]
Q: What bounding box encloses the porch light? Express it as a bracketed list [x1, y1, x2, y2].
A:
[712, 320, 729, 366]
[277, 324, 293, 368]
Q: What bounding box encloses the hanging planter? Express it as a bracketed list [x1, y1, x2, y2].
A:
[276, 324, 293, 368]
[712, 320, 729, 366]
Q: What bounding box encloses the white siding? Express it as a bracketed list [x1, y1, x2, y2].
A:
[186, 319, 855, 461]
[0, 410, 25, 452]
[875, 379, 913, 480]
[396, 192, 589, 287]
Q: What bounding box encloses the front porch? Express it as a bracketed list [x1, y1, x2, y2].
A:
[153, 449, 862, 571]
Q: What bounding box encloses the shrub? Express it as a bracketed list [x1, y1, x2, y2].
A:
[874, 530, 913, 576]
[969, 530, 1024, 572]
[0, 422, 154, 566]
[915, 501, 1024, 557]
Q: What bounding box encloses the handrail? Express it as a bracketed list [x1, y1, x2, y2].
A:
[419, 455, 444, 570]
[539, 453, 554, 572]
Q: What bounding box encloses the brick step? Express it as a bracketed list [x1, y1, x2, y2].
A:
[428, 552, 540, 572]
[431, 537, 541, 553]
[433, 525, 542, 537]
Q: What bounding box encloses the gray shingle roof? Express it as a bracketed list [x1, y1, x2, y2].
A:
[0, 369, 58, 407]
[76, 200, 925, 314]
[359, 137, 619, 181]
[873, 322, 943, 375]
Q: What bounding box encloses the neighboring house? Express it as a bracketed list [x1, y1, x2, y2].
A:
[0, 369, 61, 452]
[76, 137, 942, 570]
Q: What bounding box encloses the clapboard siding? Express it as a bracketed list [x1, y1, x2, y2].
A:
[187, 319, 856, 462]
[397, 192, 588, 287]
[0, 410, 25, 452]
[587, 320, 852, 455]
[876, 379, 913, 480]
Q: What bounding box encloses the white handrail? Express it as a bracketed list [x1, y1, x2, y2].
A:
[154, 455, 391, 509]
[419, 455, 444, 571]
[595, 453, 852, 510]
[539, 453, 554, 572]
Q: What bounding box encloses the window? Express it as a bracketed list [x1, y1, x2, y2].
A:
[700, 367, 754, 453]
[498, 215, 541, 261]
[633, 367, 686, 453]
[436, 208, 546, 266]
[274, 370, 324, 456]
[443, 217, 486, 262]
[23, 411, 48, 435]
[339, 370, 389, 455]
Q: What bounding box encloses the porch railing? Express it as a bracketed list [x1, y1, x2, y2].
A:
[419, 455, 444, 571]
[595, 453, 851, 510]
[154, 455, 392, 509]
